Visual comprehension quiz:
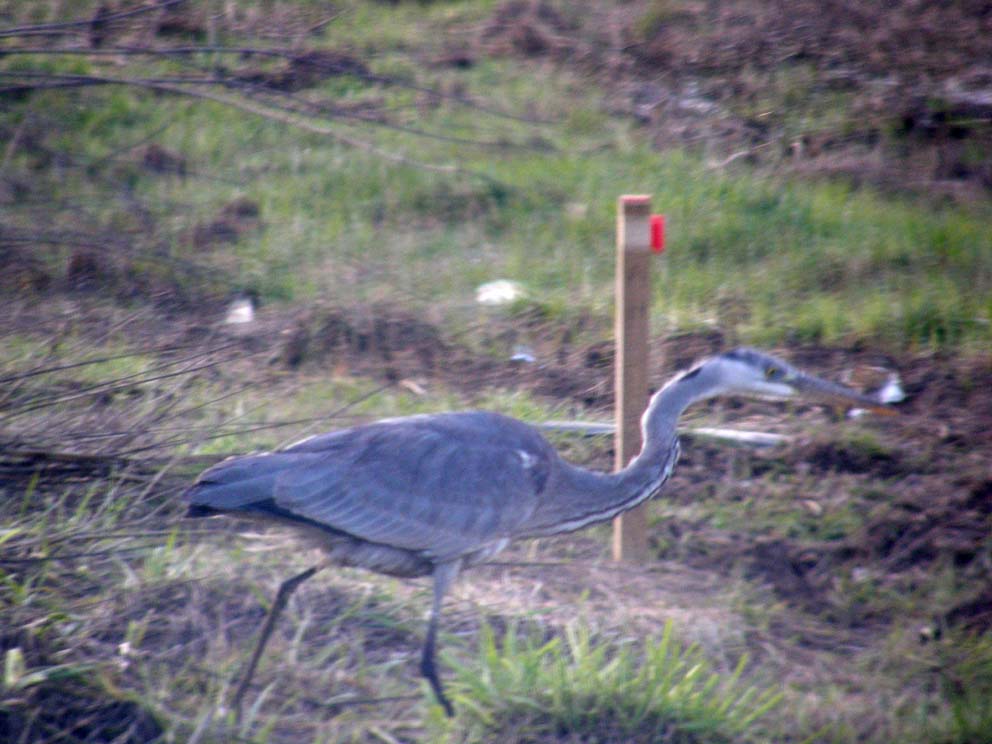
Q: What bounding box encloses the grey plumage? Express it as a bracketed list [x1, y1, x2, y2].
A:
[186, 348, 890, 717]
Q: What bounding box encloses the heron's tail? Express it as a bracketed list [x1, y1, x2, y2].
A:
[184, 452, 314, 516]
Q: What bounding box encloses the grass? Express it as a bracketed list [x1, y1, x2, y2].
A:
[445, 620, 782, 743]
[4, 7, 992, 349]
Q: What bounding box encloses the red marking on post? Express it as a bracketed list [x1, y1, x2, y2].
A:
[650, 214, 665, 253]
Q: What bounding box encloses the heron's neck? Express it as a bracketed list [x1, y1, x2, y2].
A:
[521, 364, 722, 538]
[630, 364, 717, 467]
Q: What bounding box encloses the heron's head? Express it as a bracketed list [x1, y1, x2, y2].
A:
[699, 348, 894, 414]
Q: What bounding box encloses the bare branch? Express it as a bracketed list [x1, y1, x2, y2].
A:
[0, 344, 245, 420]
[0, 68, 516, 183]
[0, 343, 200, 384]
[0, 45, 552, 124]
[117, 379, 398, 456]
[0, 0, 186, 39]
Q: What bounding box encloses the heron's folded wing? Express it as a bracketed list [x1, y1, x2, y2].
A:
[274, 414, 553, 560]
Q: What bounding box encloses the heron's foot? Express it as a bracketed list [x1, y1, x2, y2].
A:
[421, 650, 455, 717]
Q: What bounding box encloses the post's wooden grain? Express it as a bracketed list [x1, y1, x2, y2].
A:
[612, 195, 652, 563]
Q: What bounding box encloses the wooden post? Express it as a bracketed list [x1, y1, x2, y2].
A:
[613, 195, 652, 563]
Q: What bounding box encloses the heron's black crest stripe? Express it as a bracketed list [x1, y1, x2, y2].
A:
[722, 347, 772, 365]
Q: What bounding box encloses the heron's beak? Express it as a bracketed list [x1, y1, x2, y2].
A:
[791, 372, 897, 416]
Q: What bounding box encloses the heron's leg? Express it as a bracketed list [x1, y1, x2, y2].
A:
[231, 563, 323, 720]
[421, 559, 460, 718]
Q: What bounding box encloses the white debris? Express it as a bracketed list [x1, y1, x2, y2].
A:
[224, 297, 255, 324]
[117, 641, 132, 670]
[878, 374, 906, 404]
[399, 379, 427, 396]
[844, 365, 906, 417]
[476, 280, 525, 306]
[510, 345, 536, 364]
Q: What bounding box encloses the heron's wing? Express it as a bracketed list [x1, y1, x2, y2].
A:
[189, 412, 554, 560]
[276, 413, 553, 559]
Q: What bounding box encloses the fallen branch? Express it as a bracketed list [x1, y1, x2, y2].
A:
[539, 420, 790, 447]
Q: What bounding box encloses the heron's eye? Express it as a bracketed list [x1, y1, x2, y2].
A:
[765, 366, 779, 380]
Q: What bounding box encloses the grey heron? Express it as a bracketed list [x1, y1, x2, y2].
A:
[185, 348, 891, 717]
